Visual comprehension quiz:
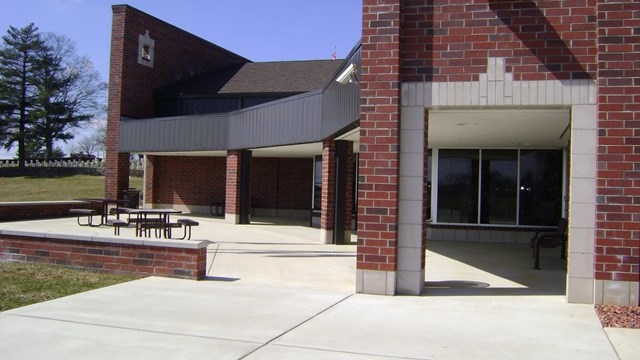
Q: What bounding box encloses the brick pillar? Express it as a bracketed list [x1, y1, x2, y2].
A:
[594, 0, 640, 306]
[225, 150, 251, 224]
[321, 140, 336, 243]
[321, 140, 354, 244]
[104, 6, 129, 199]
[144, 155, 155, 207]
[357, 0, 401, 295]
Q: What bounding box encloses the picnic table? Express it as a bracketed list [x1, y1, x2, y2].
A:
[74, 198, 129, 225]
[121, 208, 183, 238]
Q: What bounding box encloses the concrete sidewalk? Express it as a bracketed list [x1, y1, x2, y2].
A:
[0, 277, 623, 359]
[0, 216, 637, 359]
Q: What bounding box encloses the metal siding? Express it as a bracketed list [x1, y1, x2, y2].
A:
[321, 47, 361, 138]
[119, 114, 229, 153]
[119, 44, 361, 153]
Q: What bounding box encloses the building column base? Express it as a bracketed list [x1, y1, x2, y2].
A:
[397, 269, 425, 295]
[356, 269, 396, 295]
[320, 229, 353, 244]
[225, 213, 240, 224]
[320, 229, 333, 244]
[594, 280, 639, 306]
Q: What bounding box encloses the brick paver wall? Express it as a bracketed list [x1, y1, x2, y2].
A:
[595, 0, 640, 283]
[0, 235, 207, 279]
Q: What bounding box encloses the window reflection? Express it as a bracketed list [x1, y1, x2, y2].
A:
[519, 150, 563, 226]
[480, 150, 517, 225]
[437, 149, 479, 224]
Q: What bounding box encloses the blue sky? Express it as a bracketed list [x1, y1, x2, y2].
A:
[0, 0, 362, 158]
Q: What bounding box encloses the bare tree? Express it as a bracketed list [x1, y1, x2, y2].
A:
[30, 33, 107, 160]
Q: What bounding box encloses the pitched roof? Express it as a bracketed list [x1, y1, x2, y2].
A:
[219, 60, 341, 94]
[157, 60, 342, 97]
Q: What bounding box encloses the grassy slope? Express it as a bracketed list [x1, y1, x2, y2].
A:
[0, 175, 143, 202]
[0, 262, 137, 312]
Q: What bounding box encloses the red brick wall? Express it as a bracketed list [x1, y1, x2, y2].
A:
[400, 0, 597, 82]
[0, 235, 207, 279]
[147, 156, 226, 206]
[251, 157, 313, 211]
[0, 202, 101, 222]
[358, 0, 401, 272]
[595, 0, 640, 283]
[106, 5, 247, 198]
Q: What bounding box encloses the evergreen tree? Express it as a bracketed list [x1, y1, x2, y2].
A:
[0, 24, 47, 167]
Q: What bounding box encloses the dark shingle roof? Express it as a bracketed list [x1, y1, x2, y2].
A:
[157, 60, 342, 97]
[219, 60, 341, 94]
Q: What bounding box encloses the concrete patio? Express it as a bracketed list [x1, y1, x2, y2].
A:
[0, 215, 635, 359]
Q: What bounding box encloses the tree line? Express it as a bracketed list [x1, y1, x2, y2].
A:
[0, 24, 106, 167]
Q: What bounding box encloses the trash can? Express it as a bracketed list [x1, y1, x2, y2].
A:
[122, 188, 140, 209]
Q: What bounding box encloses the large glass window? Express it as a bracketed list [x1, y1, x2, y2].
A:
[437, 149, 479, 224]
[313, 155, 322, 210]
[519, 150, 563, 226]
[480, 150, 518, 225]
[435, 149, 563, 226]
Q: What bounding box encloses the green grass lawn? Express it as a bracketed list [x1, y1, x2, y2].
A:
[0, 262, 138, 312]
[0, 175, 143, 202]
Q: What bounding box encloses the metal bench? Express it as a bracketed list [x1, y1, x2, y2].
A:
[177, 219, 199, 240]
[107, 219, 128, 235]
[69, 208, 100, 227]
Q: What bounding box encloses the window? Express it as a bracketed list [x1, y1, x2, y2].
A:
[313, 155, 322, 210]
[437, 149, 479, 224]
[519, 150, 563, 226]
[481, 150, 517, 225]
[435, 149, 563, 226]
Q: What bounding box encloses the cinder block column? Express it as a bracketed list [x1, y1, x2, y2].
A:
[357, 0, 401, 295]
[397, 107, 428, 295]
[225, 150, 251, 224]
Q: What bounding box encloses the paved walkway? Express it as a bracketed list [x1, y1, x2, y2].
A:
[0, 216, 637, 359]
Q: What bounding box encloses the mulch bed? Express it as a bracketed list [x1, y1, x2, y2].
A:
[594, 305, 640, 329]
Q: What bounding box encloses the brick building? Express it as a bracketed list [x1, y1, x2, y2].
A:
[107, 2, 639, 305]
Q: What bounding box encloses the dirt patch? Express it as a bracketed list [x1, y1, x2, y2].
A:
[595, 305, 640, 329]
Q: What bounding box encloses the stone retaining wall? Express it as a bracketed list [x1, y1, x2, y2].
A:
[0, 230, 208, 280]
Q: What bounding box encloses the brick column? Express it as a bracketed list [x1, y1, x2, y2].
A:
[143, 155, 155, 207]
[321, 140, 336, 243]
[594, 0, 640, 306]
[225, 150, 251, 224]
[105, 6, 130, 199]
[321, 140, 354, 244]
[357, 0, 401, 295]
